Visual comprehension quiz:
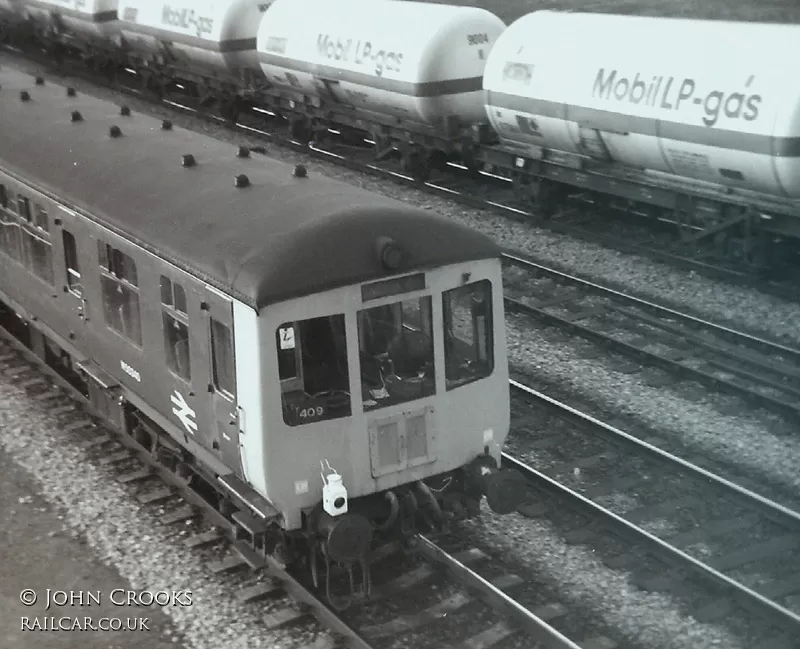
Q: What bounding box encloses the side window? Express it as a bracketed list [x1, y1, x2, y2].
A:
[443, 280, 494, 389]
[98, 241, 142, 346]
[210, 318, 235, 397]
[0, 185, 22, 262]
[161, 276, 191, 381]
[63, 230, 82, 296]
[276, 315, 351, 426]
[21, 202, 54, 286]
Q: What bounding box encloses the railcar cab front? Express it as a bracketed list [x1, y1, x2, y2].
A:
[262, 256, 511, 530]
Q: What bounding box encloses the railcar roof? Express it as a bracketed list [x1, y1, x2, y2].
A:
[0, 66, 500, 310]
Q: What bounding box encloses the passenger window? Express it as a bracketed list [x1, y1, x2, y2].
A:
[161, 276, 191, 381]
[443, 280, 494, 389]
[18, 196, 31, 222]
[22, 204, 54, 286]
[210, 318, 235, 397]
[358, 296, 435, 411]
[34, 204, 49, 232]
[276, 315, 351, 426]
[0, 192, 54, 284]
[63, 230, 82, 296]
[99, 242, 142, 346]
[98, 241, 138, 286]
[160, 276, 187, 314]
[4, 187, 17, 214]
[0, 208, 22, 262]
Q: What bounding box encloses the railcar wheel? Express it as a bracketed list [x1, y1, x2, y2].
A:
[174, 461, 193, 487]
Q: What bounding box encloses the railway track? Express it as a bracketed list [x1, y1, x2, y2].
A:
[502, 252, 800, 421]
[508, 379, 800, 644]
[0, 318, 616, 649]
[4, 49, 796, 300]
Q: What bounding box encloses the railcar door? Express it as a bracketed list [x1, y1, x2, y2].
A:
[201, 285, 243, 476]
[54, 207, 92, 348]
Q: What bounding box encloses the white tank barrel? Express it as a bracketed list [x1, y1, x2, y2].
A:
[257, 0, 505, 129]
[483, 11, 800, 198]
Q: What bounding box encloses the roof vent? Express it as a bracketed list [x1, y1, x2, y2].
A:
[182, 154, 196, 168]
[67, 87, 76, 97]
[375, 236, 408, 272]
[71, 110, 83, 122]
[35, 76, 44, 86]
[234, 174, 250, 188]
[109, 125, 122, 138]
[237, 146, 250, 158]
[293, 164, 307, 178]
[120, 105, 131, 116]
[20, 91, 30, 102]
[161, 119, 173, 130]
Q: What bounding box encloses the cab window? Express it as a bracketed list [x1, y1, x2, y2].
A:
[358, 296, 435, 411]
[443, 280, 494, 389]
[276, 314, 351, 426]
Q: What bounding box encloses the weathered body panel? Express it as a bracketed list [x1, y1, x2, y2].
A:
[484, 11, 800, 197]
[257, 0, 505, 128]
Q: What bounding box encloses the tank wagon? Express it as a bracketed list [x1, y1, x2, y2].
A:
[482, 11, 800, 256]
[116, 0, 268, 116]
[255, 0, 505, 173]
[0, 66, 524, 605]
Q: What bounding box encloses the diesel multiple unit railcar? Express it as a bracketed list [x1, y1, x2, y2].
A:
[0, 66, 524, 605]
[3, 0, 799, 262]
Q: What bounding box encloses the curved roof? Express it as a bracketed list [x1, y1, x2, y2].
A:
[0, 66, 500, 309]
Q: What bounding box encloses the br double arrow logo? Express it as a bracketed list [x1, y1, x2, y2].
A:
[170, 390, 197, 435]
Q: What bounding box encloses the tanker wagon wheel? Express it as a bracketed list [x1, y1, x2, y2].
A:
[140, 72, 165, 100]
[401, 149, 431, 183]
[220, 96, 244, 125]
[531, 179, 566, 220]
[289, 118, 313, 144]
[461, 147, 482, 178]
